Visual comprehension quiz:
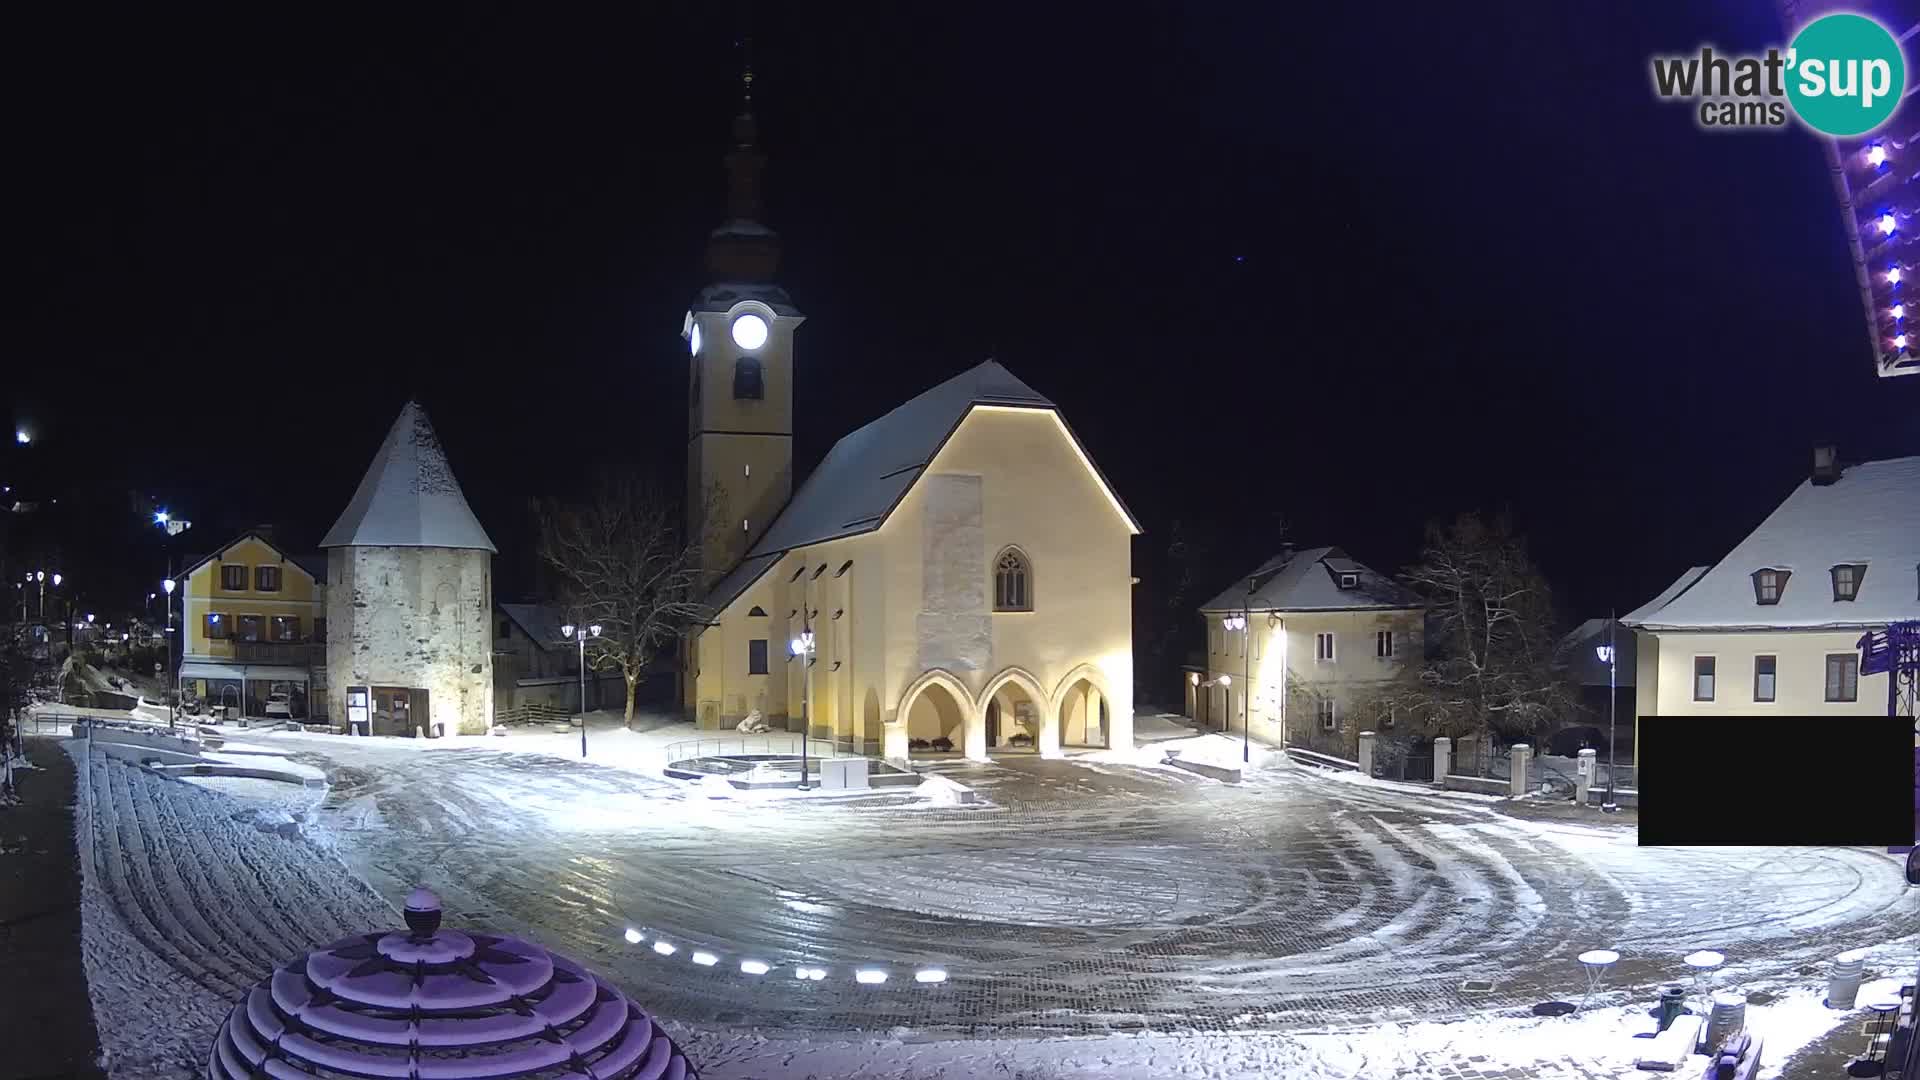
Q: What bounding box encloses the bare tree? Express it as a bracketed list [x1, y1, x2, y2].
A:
[535, 474, 709, 725]
[1378, 513, 1575, 754]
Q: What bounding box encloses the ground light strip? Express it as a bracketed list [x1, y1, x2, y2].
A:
[625, 928, 946, 986]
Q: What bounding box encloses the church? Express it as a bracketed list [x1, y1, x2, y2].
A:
[681, 78, 1139, 763]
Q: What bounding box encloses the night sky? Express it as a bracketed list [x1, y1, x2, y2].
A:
[12, 3, 1919, 684]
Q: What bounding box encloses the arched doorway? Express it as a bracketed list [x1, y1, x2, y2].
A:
[979, 668, 1049, 755]
[1057, 671, 1112, 750]
[902, 677, 970, 757]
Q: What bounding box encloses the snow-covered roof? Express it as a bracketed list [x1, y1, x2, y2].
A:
[1620, 566, 1710, 627]
[691, 281, 802, 316]
[1622, 455, 1920, 631]
[699, 361, 1140, 617]
[496, 603, 568, 647]
[1559, 618, 1636, 688]
[1199, 546, 1422, 614]
[320, 402, 497, 553]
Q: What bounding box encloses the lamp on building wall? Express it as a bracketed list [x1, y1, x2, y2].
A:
[1594, 612, 1618, 813]
[790, 629, 816, 790]
[560, 623, 601, 758]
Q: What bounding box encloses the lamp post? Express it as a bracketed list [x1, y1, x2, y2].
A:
[1224, 609, 1252, 763]
[1595, 614, 1618, 813]
[790, 627, 815, 790]
[560, 622, 601, 758]
[162, 576, 177, 729]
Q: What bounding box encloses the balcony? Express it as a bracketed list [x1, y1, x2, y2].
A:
[231, 640, 323, 666]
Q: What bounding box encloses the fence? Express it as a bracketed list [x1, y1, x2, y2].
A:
[663, 735, 858, 762]
[496, 702, 572, 728]
[1374, 753, 1434, 783]
[1287, 746, 1361, 772]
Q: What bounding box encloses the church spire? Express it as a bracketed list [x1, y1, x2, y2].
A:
[706, 33, 780, 282]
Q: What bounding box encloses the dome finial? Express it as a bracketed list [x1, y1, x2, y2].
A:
[403, 886, 442, 939]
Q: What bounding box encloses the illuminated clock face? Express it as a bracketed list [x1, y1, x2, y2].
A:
[731, 313, 769, 350]
[689, 322, 702, 356]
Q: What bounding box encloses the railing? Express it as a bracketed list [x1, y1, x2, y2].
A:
[1374, 753, 1435, 782]
[664, 735, 857, 762]
[230, 641, 323, 665]
[1286, 746, 1361, 772]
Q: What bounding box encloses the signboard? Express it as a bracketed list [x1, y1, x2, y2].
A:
[347, 686, 370, 735]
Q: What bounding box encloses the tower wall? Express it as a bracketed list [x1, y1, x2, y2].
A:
[327, 545, 494, 735]
[687, 303, 800, 581]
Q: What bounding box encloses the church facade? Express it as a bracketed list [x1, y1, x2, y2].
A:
[681, 84, 1139, 763]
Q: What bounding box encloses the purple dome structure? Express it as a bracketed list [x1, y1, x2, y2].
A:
[207, 889, 699, 1079]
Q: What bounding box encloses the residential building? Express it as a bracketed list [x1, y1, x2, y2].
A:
[681, 89, 1139, 761]
[1192, 546, 1424, 758]
[322, 402, 497, 737]
[1623, 451, 1920, 725]
[176, 530, 326, 720]
[492, 602, 625, 715]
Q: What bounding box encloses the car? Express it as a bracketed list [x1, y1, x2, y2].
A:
[265, 692, 293, 718]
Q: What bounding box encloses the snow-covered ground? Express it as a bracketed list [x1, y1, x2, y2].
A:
[54, 723, 1920, 1080]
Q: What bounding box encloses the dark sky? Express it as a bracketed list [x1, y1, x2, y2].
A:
[11, 3, 1919, 668]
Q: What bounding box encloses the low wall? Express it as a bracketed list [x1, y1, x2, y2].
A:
[1442, 774, 1509, 796]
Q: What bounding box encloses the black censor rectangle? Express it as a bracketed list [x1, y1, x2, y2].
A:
[1637, 716, 1917, 847]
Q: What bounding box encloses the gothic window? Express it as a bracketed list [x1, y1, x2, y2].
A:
[993, 547, 1032, 611]
[733, 356, 764, 400]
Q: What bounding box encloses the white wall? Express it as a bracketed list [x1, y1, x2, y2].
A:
[1640, 629, 1894, 716]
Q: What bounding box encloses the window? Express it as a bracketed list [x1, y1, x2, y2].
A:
[1317, 698, 1338, 730]
[1338, 573, 1358, 589]
[1375, 630, 1394, 659]
[236, 615, 264, 642]
[1315, 632, 1336, 662]
[1754, 655, 1776, 702]
[1825, 653, 1859, 702]
[747, 606, 768, 617]
[314, 617, 327, 643]
[1830, 563, 1866, 601]
[733, 356, 764, 399]
[205, 613, 229, 640]
[1751, 568, 1789, 605]
[220, 564, 247, 591]
[255, 565, 282, 592]
[498, 618, 511, 639]
[1209, 623, 1220, 654]
[1378, 702, 1396, 728]
[270, 616, 301, 642]
[993, 548, 1032, 611]
[748, 639, 769, 675]
[1693, 656, 1715, 701]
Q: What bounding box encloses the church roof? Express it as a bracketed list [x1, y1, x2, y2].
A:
[321, 402, 497, 553]
[699, 360, 1139, 617]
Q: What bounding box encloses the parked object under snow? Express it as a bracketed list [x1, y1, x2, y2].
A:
[204, 887, 700, 1079]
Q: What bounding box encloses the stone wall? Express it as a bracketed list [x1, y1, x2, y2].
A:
[326, 545, 494, 735]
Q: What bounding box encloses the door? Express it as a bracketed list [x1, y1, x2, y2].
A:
[372, 687, 410, 737]
[985, 701, 1000, 747]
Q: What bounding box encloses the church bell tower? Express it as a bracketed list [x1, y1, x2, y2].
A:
[685, 61, 803, 583]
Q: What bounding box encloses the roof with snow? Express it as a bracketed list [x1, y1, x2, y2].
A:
[1559, 618, 1636, 687]
[320, 402, 497, 553]
[1620, 566, 1711, 626]
[1622, 455, 1920, 631]
[699, 360, 1140, 617]
[1199, 546, 1422, 614]
[496, 602, 568, 647]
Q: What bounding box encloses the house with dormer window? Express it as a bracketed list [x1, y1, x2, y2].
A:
[1623, 450, 1920, 721]
[1191, 545, 1424, 756]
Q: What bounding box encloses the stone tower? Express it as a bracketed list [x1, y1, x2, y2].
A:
[322, 402, 496, 736]
[685, 63, 804, 584]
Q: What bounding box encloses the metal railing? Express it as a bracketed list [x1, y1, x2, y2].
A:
[1373, 753, 1434, 782]
[664, 735, 858, 761]
[1286, 746, 1361, 772]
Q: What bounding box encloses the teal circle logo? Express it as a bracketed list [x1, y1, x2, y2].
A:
[1786, 13, 1906, 136]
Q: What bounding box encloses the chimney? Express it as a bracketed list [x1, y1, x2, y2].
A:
[1811, 445, 1841, 486]
[255, 523, 276, 544]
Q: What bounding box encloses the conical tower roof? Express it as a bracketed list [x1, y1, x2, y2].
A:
[321, 402, 496, 552]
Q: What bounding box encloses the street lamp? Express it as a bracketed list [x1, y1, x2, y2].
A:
[14, 430, 28, 445]
[790, 630, 816, 789]
[1223, 611, 1253, 763]
[162, 577, 177, 729]
[1595, 613, 1618, 813]
[560, 623, 601, 758]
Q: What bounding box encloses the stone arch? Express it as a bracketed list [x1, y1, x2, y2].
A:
[897, 668, 981, 760]
[1053, 662, 1115, 750]
[978, 666, 1054, 756]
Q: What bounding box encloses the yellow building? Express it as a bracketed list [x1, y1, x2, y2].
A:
[1624, 452, 1919, 728]
[681, 91, 1140, 762]
[176, 530, 327, 720]
[1192, 546, 1425, 759]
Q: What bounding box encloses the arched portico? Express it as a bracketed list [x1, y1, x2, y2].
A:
[978, 666, 1056, 758]
[1053, 662, 1117, 751]
[895, 668, 984, 761]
